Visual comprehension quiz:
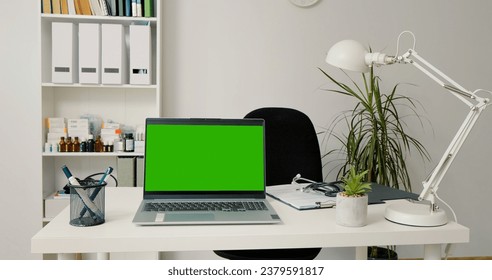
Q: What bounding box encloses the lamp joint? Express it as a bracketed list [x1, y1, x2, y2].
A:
[431, 203, 440, 212]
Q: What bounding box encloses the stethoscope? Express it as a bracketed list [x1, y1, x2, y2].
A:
[291, 174, 341, 197]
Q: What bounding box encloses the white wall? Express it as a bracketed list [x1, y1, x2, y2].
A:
[161, 0, 492, 258]
[0, 1, 42, 259]
[1, 0, 491, 259]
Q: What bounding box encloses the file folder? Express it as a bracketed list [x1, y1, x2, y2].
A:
[125, 0, 132, 16]
[101, 24, 127, 85]
[118, 0, 126, 16]
[79, 23, 101, 84]
[52, 22, 78, 84]
[144, 0, 154, 17]
[117, 156, 136, 187]
[129, 24, 152, 85]
[52, 0, 62, 14]
[42, 0, 52, 13]
[136, 156, 144, 187]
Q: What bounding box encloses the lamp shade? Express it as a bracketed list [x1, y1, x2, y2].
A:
[326, 40, 370, 73]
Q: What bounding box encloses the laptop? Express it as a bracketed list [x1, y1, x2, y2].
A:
[132, 118, 282, 225]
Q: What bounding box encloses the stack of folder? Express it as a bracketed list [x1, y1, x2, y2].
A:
[51, 21, 152, 85]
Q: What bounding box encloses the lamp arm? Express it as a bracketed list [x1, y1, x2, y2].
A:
[402, 50, 476, 107]
[398, 49, 490, 208]
[420, 105, 485, 206]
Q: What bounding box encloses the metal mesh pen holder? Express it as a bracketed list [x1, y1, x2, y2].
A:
[69, 179, 107, 227]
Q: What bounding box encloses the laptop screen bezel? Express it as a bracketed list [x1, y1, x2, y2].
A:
[142, 118, 267, 199]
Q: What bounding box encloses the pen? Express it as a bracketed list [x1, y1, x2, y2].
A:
[61, 165, 80, 187]
[79, 167, 113, 218]
[61, 165, 103, 220]
[98, 166, 113, 185]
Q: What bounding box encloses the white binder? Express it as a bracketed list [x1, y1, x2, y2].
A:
[101, 24, 127, 85]
[52, 22, 77, 83]
[79, 23, 101, 84]
[129, 23, 152, 85]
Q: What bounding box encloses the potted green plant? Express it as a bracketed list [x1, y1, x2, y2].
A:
[319, 66, 430, 191]
[319, 66, 430, 258]
[336, 167, 371, 227]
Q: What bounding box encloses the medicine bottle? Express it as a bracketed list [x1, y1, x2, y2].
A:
[87, 135, 95, 152]
[59, 136, 66, 152]
[51, 142, 59, 153]
[80, 137, 87, 152]
[114, 134, 124, 153]
[95, 135, 103, 152]
[66, 137, 73, 152]
[44, 142, 51, 153]
[73, 137, 80, 152]
[124, 133, 134, 152]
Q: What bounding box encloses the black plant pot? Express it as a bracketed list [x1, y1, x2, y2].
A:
[367, 246, 398, 260]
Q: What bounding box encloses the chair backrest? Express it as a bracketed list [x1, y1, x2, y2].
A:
[244, 107, 323, 186]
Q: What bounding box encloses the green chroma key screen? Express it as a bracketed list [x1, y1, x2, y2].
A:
[144, 121, 265, 192]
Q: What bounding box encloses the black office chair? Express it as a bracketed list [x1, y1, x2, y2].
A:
[214, 107, 323, 260]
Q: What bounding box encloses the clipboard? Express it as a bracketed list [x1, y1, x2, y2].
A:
[267, 183, 336, 210]
[267, 183, 419, 210]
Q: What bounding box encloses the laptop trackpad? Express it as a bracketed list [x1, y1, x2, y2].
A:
[165, 213, 215, 222]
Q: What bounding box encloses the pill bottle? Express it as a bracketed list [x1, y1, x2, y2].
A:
[114, 134, 124, 152]
[59, 137, 67, 152]
[80, 137, 87, 152]
[73, 137, 80, 152]
[124, 133, 134, 152]
[66, 136, 73, 152]
[87, 135, 95, 152]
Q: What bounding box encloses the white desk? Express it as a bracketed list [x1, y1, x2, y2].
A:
[32, 187, 469, 260]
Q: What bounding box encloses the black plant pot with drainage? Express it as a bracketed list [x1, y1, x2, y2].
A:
[367, 246, 398, 260]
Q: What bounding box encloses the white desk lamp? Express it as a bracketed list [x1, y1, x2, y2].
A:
[325, 32, 492, 227]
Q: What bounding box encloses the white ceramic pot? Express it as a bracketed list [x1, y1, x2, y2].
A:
[335, 193, 368, 227]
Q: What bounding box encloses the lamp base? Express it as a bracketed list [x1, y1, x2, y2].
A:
[385, 201, 448, 227]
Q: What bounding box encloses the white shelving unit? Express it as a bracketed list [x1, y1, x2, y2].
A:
[42, 152, 144, 157]
[40, 3, 162, 222]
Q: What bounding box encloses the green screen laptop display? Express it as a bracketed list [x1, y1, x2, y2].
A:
[144, 119, 265, 193]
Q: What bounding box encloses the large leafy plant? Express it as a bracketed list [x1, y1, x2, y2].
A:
[319, 66, 430, 192]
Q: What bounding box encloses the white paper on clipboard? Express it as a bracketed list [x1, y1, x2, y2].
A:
[266, 183, 336, 210]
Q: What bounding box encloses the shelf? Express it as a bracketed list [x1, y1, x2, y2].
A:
[41, 13, 157, 25]
[40, 2, 160, 222]
[43, 152, 144, 157]
[42, 83, 157, 89]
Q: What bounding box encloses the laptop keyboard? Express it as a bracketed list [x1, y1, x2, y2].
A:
[144, 201, 268, 212]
